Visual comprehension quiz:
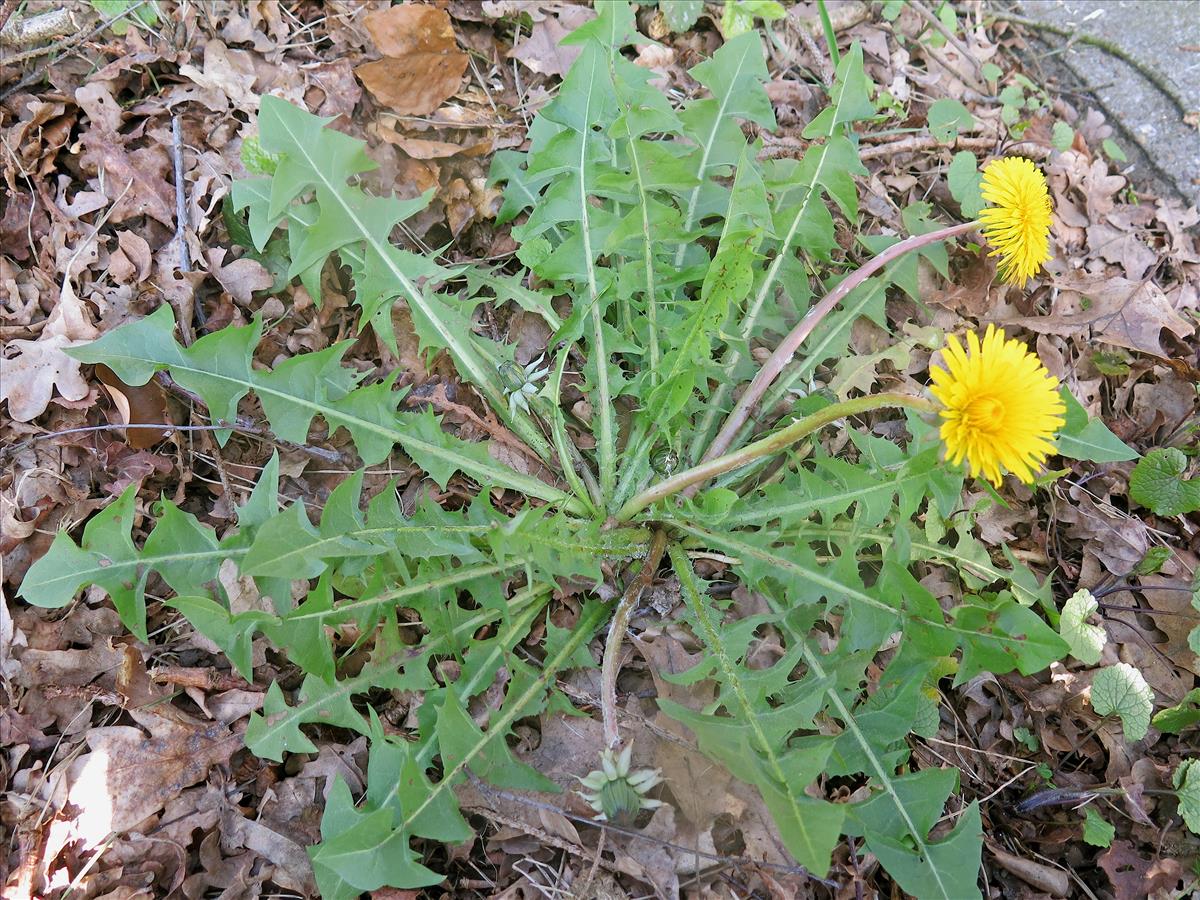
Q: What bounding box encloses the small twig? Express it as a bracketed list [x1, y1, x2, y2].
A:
[601, 529, 668, 750]
[576, 830, 606, 899]
[0, 7, 78, 47]
[151, 665, 253, 692]
[0, 0, 20, 35]
[990, 11, 1191, 118]
[910, 0, 985, 82]
[694, 221, 977, 480]
[171, 116, 191, 275]
[0, 1, 149, 99]
[865, 134, 993, 161]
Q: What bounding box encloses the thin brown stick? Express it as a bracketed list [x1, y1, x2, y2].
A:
[765, 133, 1052, 166]
[151, 665, 253, 692]
[0, 7, 77, 47]
[691, 221, 977, 484]
[171, 116, 191, 275]
[860, 134, 991, 160]
[910, 0, 985, 82]
[0, 2, 148, 99]
[600, 529, 668, 750]
[0, 0, 20, 35]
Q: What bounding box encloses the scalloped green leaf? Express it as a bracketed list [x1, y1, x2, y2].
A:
[1174, 759, 1200, 835]
[1092, 662, 1154, 741]
[1059, 589, 1107, 665]
[1130, 448, 1200, 516]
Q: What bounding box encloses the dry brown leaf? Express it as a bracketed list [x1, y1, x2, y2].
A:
[1059, 488, 1149, 576]
[204, 248, 272, 305]
[181, 831, 264, 900]
[95, 363, 169, 450]
[1086, 221, 1158, 282]
[177, 39, 260, 114]
[479, 0, 553, 19]
[1141, 573, 1200, 679]
[77, 127, 175, 228]
[356, 5, 467, 116]
[306, 58, 363, 120]
[509, 6, 596, 77]
[219, 808, 317, 895]
[1004, 270, 1193, 358]
[376, 122, 491, 160]
[75, 81, 124, 133]
[1, 593, 28, 681]
[110, 230, 153, 284]
[1155, 199, 1200, 259]
[1098, 840, 1184, 900]
[1, 280, 99, 422]
[49, 718, 238, 849]
[1055, 150, 1127, 222]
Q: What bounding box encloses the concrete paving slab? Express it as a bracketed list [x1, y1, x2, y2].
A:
[1010, 0, 1200, 205]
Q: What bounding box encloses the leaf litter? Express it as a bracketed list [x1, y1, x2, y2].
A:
[2, 1, 1199, 898]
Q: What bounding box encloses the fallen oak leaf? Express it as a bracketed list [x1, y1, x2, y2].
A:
[177, 38, 260, 115]
[49, 718, 239, 851]
[0, 280, 98, 422]
[1098, 840, 1184, 900]
[1086, 220, 1158, 282]
[109, 230, 153, 284]
[376, 121, 492, 160]
[509, 6, 597, 77]
[204, 247, 272, 305]
[77, 129, 175, 228]
[355, 5, 467, 116]
[1004, 270, 1192, 358]
[95, 363, 170, 450]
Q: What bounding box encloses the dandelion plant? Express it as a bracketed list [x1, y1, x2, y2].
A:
[19, 4, 1140, 897]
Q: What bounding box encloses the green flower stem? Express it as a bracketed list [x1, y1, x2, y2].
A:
[616, 392, 937, 521]
[692, 220, 978, 488]
[816, 0, 841, 67]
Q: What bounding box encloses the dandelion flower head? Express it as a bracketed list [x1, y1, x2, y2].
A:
[929, 325, 1065, 487]
[978, 157, 1053, 285]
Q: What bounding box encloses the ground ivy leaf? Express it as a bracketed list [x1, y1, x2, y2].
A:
[928, 98, 974, 141]
[1130, 448, 1200, 516]
[1092, 662, 1154, 741]
[1174, 759, 1200, 835]
[1082, 806, 1115, 847]
[1059, 589, 1107, 665]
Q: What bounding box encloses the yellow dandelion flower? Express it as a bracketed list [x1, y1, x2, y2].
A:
[929, 325, 1065, 487]
[978, 157, 1053, 285]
